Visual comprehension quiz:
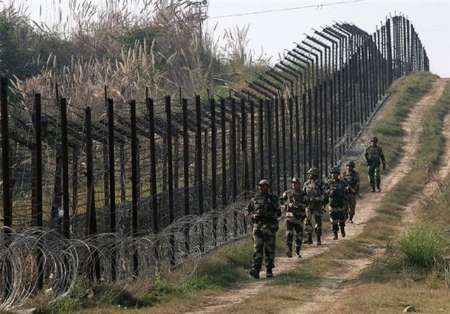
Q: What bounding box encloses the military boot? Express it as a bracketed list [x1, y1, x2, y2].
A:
[316, 234, 322, 246]
[333, 231, 338, 240]
[266, 269, 273, 278]
[286, 246, 293, 258]
[296, 246, 302, 258]
[371, 184, 376, 193]
[249, 268, 260, 279]
[341, 226, 346, 238]
[305, 234, 313, 244]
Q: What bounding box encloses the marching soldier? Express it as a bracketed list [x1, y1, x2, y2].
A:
[247, 179, 281, 279]
[342, 161, 360, 223]
[280, 177, 307, 258]
[325, 167, 349, 240]
[304, 167, 326, 246]
[365, 136, 386, 192]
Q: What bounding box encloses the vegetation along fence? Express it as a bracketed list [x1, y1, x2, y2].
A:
[0, 15, 428, 309]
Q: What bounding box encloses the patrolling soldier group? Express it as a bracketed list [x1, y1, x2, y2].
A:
[247, 137, 384, 279]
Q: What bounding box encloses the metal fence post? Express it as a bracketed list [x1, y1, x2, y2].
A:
[210, 98, 218, 243]
[130, 100, 139, 276]
[31, 93, 43, 289]
[60, 98, 70, 238]
[106, 98, 117, 281]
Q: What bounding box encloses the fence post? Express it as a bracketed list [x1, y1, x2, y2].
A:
[275, 97, 281, 195]
[288, 97, 294, 178]
[302, 92, 307, 179]
[130, 100, 139, 276]
[318, 83, 324, 175]
[31, 93, 44, 289]
[182, 98, 190, 251]
[107, 98, 117, 281]
[85, 107, 100, 280]
[195, 95, 204, 250]
[60, 98, 70, 238]
[250, 100, 256, 189]
[266, 99, 273, 186]
[258, 99, 264, 180]
[146, 98, 158, 233]
[231, 98, 237, 201]
[241, 99, 249, 191]
[32, 94, 43, 228]
[295, 96, 301, 177]
[195, 95, 203, 215]
[386, 18, 393, 84]
[230, 97, 238, 237]
[220, 99, 228, 239]
[211, 98, 218, 243]
[165, 96, 175, 264]
[1, 77, 11, 230]
[280, 97, 287, 190]
[329, 77, 335, 167]
[323, 81, 328, 174]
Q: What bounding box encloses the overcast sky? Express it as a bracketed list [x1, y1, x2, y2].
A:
[13, 0, 450, 77]
[207, 0, 450, 77]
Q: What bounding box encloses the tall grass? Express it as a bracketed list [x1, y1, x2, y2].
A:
[399, 224, 447, 269]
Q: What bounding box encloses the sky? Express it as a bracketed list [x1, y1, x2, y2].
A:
[9, 0, 450, 77]
[206, 0, 450, 77]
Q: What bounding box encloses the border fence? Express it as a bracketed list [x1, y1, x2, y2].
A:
[0, 15, 428, 309]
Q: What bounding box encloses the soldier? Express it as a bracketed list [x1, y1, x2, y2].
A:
[280, 177, 307, 258]
[303, 167, 326, 246]
[325, 167, 348, 240]
[247, 179, 281, 279]
[365, 136, 386, 192]
[342, 161, 360, 223]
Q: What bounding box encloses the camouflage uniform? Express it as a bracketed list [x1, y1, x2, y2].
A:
[342, 164, 360, 223]
[280, 183, 307, 257]
[365, 138, 386, 192]
[325, 169, 349, 240]
[303, 168, 325, 246]
[247, 184, 281, 278]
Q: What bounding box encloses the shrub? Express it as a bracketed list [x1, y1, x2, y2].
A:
[399, 224, 447, 269]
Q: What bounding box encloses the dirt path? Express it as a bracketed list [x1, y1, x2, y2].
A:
[186, 79, 449, 314]
[283, 78, 449, 314]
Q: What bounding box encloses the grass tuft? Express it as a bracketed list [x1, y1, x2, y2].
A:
[399, 224, 447, 269]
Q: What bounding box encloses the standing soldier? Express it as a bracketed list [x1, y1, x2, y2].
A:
[325, 167, 348, 240]
[342, 161, 360, 223]
[365, 137, 386, 192]
[247, 179, 281, 279]
[304, 167, 325, 246]
[280, 177, 307, 258]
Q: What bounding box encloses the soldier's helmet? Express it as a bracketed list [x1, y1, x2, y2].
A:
[330, 167, 340, 174]
[291, 177, 301, 184]
[306, 167, 319, 177]
[371, 136, 378, 143]
[258, 179, 270, 187]
[346, 161, 356, 168]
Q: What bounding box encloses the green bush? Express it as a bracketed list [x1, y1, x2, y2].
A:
[399, 224, 447, 269]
